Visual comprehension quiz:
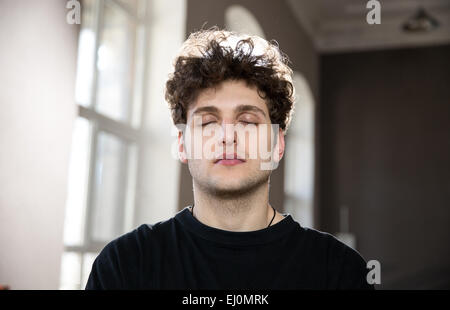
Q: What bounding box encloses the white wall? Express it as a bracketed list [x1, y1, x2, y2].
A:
[0, 0, 78, 289]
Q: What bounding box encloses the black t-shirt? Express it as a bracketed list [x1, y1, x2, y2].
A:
[85, 206, 374, 290]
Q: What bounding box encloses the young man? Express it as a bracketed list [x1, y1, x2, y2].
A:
[86, 28, 374, 290]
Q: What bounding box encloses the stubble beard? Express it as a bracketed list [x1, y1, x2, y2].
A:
[189, 160, 271, 200]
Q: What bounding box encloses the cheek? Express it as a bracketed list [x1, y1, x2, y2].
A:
[184, 125, 216, 159]
[242, 125, 274, 160]
[202, 127, 222, 158]
[261, 124, 275, 151]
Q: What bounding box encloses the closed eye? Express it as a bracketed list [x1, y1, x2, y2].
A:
[239, 121, 258, 125]
[201, 121, 216, 127]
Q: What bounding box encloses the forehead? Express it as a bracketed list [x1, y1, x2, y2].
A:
[187, 80, 269, 118]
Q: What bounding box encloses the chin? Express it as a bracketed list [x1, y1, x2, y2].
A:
[209, 175, 267, 197]
[209, 185, 251, 198]
[211, 177, 245, 190]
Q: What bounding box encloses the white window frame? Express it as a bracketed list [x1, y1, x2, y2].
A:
[61, 0, 148, 289]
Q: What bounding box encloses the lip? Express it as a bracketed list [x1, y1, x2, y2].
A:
[215, 159, 245, 166]
[214, 153, 246, 165]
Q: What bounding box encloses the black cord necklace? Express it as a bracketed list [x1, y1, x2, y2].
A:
[268, 205, 276, 227]
[191, 204, 276, 228]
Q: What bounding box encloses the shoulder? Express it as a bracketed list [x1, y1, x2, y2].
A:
[297, 226, 374, 290]
[102, 224, 151, 255]
[98, 219, 175, 261]
[86, 219, 175, 290]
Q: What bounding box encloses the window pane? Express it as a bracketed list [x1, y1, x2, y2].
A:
[81, 252, 98, 289]
[284, 140, 314, 199]
[96, 1, 137, 123]
[290, 73, 315, 137]
[116, 0, 140, 16]
[63, 117, 91, 246]
[123, 143, 138, 232]
[75, 0, 96, 106]
[59, 252, 81, 290]
[90, 131, 128, 242]
[284, 72, 315, 228]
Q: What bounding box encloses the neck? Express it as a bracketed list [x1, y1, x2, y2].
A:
[191, 180, 275, 232]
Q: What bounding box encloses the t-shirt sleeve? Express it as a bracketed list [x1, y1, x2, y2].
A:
[337, 246, 375, 290]
[85, 242, 124, 290]
[324, 234, 375, 290]
[85, 229, 143, 290]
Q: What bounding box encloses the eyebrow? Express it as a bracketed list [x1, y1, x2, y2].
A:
[191, 104, 267, 118]
[235, 105, 267, 118]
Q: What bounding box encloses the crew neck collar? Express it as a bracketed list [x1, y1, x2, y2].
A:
[175, 205, 298, 246]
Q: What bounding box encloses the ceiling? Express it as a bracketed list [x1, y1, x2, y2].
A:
[286, 0, 450, 53]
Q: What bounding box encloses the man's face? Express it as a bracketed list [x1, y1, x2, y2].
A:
[178, 79, 285, 197]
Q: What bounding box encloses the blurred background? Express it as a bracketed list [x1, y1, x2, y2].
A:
[0, 0, 449, 290]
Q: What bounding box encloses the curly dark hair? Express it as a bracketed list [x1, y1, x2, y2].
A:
[165, 27, 295, 133]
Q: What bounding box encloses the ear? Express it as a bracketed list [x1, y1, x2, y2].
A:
[273, 128, 285, 164]
[178, 131, 188, 164]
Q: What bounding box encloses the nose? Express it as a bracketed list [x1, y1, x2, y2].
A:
[221, 121, 236, 147]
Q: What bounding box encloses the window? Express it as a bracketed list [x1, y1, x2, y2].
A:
[225, 5, 265, 38]
[284, 73, 315, 228]
[60, 0, 147, 290]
